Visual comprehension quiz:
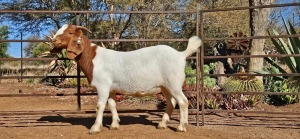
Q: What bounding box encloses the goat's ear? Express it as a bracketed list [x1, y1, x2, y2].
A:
[66, 35, 84, 59]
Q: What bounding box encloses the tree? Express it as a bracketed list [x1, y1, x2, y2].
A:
[24, 35, 51, 58]
[91, 0, 199, 51]
[248, 0, 276, 81]
[0, 0, 198, 50]
[0, 0, 94, 35]
[24, 36, 39, 57]
[0, 26, 9, 58]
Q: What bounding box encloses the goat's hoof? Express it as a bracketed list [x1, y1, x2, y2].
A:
[157, 126, 166, 129]
[89, 126, 101, 134]
[157, 122, 167, 129]
[109, 125, 119, 130]
[176, 126, 186, 132]
[89, 131, 100, 135]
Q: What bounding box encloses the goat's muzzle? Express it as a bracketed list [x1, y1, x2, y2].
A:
[50, 47, 63, 53]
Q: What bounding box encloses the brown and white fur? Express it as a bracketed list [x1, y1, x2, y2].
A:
[50, 24, 202, 134]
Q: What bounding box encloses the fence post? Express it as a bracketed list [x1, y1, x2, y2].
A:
[76, 14, 82, 111]
[199, 6, 205, 126]
[0, 61, 1, 83]
[20, 32, 23, 83]
[196, 3, 200, 127]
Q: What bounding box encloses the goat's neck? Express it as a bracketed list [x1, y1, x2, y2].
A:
[75, 36, 96, 83]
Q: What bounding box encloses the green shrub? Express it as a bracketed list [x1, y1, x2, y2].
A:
[26, 78, 35, 84]
[263, 66, 300, 105]
[184, 63, 216, 89]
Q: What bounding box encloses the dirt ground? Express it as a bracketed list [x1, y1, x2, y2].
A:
[0, 82, 299, 139]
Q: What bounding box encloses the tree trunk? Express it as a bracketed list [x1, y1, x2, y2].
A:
[215, 61, 227, 86]
[248, 0, 276, 81]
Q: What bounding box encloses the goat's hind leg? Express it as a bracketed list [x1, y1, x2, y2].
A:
[107, 93, 120, 130]
[173, 90, 188, 132]
[157, 87, 176, 129]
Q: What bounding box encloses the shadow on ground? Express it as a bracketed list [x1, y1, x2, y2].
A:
[38, 114, 158, 129]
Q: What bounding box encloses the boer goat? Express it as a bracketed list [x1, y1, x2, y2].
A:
[49, 24, 202, 134]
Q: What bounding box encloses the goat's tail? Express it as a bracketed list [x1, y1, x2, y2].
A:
[183, 36, 202, 57]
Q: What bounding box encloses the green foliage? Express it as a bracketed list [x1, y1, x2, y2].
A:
[205, 94, 222, 109]
[58, 78, 90, 88]
[185, 63, 196, 85]
[284, 77, 300, 93]
[264, 17, 300, 105]
[184, 63, 218, 109]
[266, 18, 300, 85]
[263, 66, 300, 105]
[32, 43, 51, 58]
[40, 49, 76, 86]
[266, 79, 299, 105]
[26, 78, 35, 84]
[48, 49, 75, 76]
[267, 20, 300, 74]
[203, 63, 216, 89]
[24, 36, 51, 58]
[184, 63, 216, 89]
[0, 26, 9, 58]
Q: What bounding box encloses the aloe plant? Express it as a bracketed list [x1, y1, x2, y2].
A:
[261, 17, 300, 105]
[266, 17, 300, 92]
[267, 19, 300, 73]
[47, 49, 75, 76]
[39, 42, 76, 85]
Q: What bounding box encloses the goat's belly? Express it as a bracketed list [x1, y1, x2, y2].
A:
[112, 87, 161, 97]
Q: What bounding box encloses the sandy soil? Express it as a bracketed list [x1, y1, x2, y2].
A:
[0, 82, 299, 139]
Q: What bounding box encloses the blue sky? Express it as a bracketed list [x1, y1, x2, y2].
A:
[7, 42, 21, 58]
[6, 25, 54, 58]
[7, 35, 27, 58]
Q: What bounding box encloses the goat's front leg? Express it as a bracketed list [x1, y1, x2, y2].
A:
[89, 87, 110, 134]
[107, 94, 120, 130]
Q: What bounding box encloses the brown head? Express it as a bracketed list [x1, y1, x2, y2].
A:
[50, 24, 92, 59]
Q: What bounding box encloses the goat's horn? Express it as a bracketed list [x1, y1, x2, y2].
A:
[76, 26, 92, 33]
[50, 31, 55, 36]
[45, 35, 53, 40]
[45, 42, 53, 46]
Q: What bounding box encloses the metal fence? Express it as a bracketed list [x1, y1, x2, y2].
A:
[0, 2, 300, 127]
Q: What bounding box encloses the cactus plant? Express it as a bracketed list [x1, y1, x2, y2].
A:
[222, 67, 264, 92]
[222, 67, 264, 108]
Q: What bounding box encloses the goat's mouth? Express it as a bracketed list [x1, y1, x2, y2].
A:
[50, 47, 63, 53]
[66, 50, 79, 59]
[52, 42, 62, 47]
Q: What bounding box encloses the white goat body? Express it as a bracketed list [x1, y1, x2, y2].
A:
[92, 43, 195, 96]
[50, 24, 202, 134]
